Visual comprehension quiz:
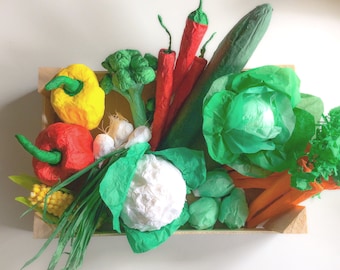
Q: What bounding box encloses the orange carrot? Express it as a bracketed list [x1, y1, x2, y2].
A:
[246, 171, 291, 221]
[229, 170, 283, 189]
[232, 177, 278, 190]
[246, 182, 324, 228]
[320, 177, 340, 190]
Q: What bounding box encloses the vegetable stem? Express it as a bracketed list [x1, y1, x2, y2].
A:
[127, 84, 148, 127]
[45, 75, 84, 97]
[158, 15, 172, 53]
[15, 134, 61, 165]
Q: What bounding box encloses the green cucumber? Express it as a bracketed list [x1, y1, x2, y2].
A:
[159, 4, 273, 149]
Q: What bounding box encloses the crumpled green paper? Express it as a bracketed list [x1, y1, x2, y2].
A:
[100, 143, 207, 253]
[99, 143, 149, 233]
[154, 147, 206, 191]
[202, 65, 318, 177]
[123, 203, 190, 253]
[193, 168, 234, 197]
[188, 197, 220, 230]
[218, 188, 248, 229]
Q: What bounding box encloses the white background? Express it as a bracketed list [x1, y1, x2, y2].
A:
[1, 0, 340, 269]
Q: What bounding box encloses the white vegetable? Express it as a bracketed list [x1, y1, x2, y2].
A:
[93, 133, 115, 160]
[124, 126, 152, 149]
[121, 154, 187, 231]
[106, 113, 134, 147]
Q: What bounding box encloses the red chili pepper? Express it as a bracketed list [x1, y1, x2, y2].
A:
[163, 33, 215, 135]
[172, 0, 208, 92]
[163, 56, 206, 136]
[15, 122, 94, 186]
[149, 16, 176, 150]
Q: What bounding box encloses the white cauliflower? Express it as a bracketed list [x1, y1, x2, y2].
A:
[121, 154, 187, 231]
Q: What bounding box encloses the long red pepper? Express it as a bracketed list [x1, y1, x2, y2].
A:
[163, 57, 206, 136]
[172, 0, 208, 92]
[163, 33, 215, 136]
[149, 16, 176, 150]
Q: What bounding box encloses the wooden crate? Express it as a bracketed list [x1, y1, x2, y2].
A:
[34, 67, 308, 237]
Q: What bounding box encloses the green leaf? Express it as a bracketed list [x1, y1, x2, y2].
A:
[290, 172, 316, 190]
[99, 143, 149, 233]
[153, 147, 206, 190]
[123, 203, 190, 253]
[9, 174, 40, 190]
[15, 196, 59, 223]
[297, 93, 324, 123]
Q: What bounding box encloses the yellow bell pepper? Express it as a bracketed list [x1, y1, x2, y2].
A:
[45, 64, 105, 130]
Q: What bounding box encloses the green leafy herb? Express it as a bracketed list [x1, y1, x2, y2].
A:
[291, 106, 340, 189]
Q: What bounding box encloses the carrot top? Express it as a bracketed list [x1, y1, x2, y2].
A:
[290, 106, 340, 190]
[189, 0, 208, 25]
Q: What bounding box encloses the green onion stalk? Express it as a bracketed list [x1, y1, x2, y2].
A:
[21, 148, 128, 270]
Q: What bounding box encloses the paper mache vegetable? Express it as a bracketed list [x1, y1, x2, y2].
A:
[218, 188, 249, 229]
[202, 65, 316, 177]
[120, 154, 187, 232]
[149, 15, 176, 150]
[9, 174, 74, 223]
[188, 197, 220, 230]
[290, 106, 340, 189]
[160, 3, 273, 150]
[172, 0, 208, 92]
[100, 49, 157, 127]
[193, 168, 234, 197]
[100, 143, 206, 253]
[45, 64, 105, 130]
[15, 122, 94, 186]
[93, 113, 151, 162]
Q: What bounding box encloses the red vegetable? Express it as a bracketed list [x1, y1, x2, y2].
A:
[149, 16, 176, 150]
[163, 33, 215, 135]
[172, 0, 208, 92]
[164, 56, 207, 135]
[15, 122, 94, 186]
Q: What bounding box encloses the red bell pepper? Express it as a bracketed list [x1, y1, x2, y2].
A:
[16, 122, 94, 186]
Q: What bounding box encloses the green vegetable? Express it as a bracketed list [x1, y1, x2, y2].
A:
[100, 49, 157, 127]
[218, 188, 248, 229]
[159, 4, 272, 149]
[291, 106, 340, 189]
[188, 197, 220, 230]
[193, 169, 234, 197]
[202, 65, 317, 177]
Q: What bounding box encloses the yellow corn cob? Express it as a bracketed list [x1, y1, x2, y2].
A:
[29, 183, 74, 217]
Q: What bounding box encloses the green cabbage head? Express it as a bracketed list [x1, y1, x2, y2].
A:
[202, 65, 316, 177]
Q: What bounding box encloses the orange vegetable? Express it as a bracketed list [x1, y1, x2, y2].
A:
[320, 177, 340, 190]
[246, 181, 324, 228]
[229, 170, 283, 190]
[246, 171, 291, 221]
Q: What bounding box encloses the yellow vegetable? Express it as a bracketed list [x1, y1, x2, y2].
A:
[45, 64, 105, 130]
[29, 183, 74, 218]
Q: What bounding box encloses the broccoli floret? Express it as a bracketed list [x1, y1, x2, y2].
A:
[101, 49, 157, 127]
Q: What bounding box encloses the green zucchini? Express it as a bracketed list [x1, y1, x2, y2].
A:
[159, 4, 273, 149]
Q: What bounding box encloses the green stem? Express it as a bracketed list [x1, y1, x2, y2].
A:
[128, 84, 148, 127]
[189, 0, 208, 25]
[45, 76, 84, 97]
[200, 32, 216, 58]
[15, 134, 61, 165]
[158, 15, 172, 53]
